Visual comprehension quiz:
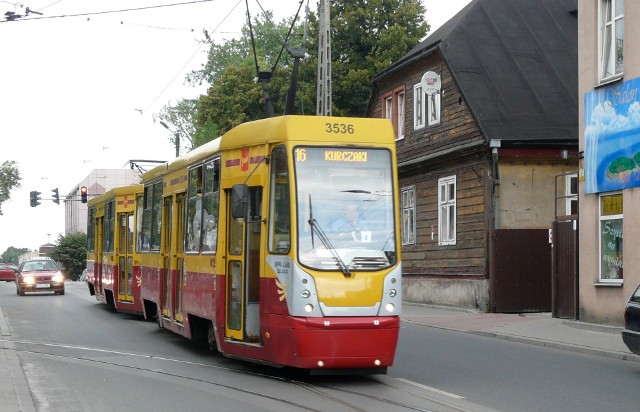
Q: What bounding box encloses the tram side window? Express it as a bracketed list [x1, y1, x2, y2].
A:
[141, 186, 152, 252]
[202, 158, 220, 252]
[142, 182, 162, 252]
[103, 201, 115, 253]
[187, 166, 203, 252]
[87, 207, 95, 252]
[269, 146, 291, 254]
[151, 181, 163, 251]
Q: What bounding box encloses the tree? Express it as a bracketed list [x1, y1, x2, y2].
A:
[0, 160, 21, 215]
[154, 99, 200, 153]
[50, 232, 86, 281]
[1, 246, 30, 266]
[186, 1, 427, 132]
[191, 11, 315, 134]
[329, 0, 428, 116]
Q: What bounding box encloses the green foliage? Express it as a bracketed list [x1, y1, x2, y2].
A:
[156, 1, 428, 145]
[154, 99, 199, 153]
[0, 160, 21, 215]
[330, 0, 428, 116]
[1, 246, 30, 266]
[50, 233, 87, 281]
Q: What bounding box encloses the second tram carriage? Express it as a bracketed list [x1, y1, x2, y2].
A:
[88, 115, 402, 372]
[86, 185, 144, 316]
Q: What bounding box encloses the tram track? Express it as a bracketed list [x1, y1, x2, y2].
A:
[0, 337, 478, 412]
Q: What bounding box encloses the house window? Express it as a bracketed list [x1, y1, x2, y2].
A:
[599, 192, 623, 283]
[599, 0, 624, 81]
[413, 84, 425, 130]
[565, 173, 578, 215]
[401, 186, 416, 245]
[438, 176, 456, 245]
[428, 92, 441, 126]
[383, 86, 406, 140]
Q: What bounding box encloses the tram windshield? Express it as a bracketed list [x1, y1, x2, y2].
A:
[294, 146, 397, 271]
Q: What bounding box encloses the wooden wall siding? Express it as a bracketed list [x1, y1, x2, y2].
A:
[401, 159, 490, 277]
[371, 52, 484, 168]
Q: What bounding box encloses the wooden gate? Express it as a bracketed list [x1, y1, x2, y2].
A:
[491, 229, 552, 313]
[552, 219, 579, 319]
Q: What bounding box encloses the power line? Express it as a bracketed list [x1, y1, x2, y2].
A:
[1, 0, 214, 23]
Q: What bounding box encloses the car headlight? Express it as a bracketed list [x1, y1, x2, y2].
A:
[52, 273, 64, 283]
[23, 276, 35, 285]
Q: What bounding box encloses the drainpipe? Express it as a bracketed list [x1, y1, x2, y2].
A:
[488, 139, 501, 312]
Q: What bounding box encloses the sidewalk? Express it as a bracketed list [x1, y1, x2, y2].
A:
[402, 303, 640, 363]
[0, 307, 36, 412]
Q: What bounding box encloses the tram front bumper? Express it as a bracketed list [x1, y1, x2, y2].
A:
[268, 315, 400, 370]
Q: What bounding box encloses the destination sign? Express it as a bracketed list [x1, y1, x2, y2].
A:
[295, 147, 368, 163]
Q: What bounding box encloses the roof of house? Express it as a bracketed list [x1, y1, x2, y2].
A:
[373, 0, 578, 145]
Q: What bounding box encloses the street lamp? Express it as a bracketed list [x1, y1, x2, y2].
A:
[159, 121, 180, 158]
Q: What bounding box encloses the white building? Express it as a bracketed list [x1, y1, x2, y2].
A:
[64, 169, 141, 235]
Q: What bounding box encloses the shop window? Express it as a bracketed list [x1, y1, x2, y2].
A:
[599, 192, 623, 283]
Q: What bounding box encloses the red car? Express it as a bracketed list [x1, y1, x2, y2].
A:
[15, 257, 65, 296]
[0, 263, 16, 282]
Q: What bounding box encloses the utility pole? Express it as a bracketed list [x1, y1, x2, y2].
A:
[316, 0, 332, 116]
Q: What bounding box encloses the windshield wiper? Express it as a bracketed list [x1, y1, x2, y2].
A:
[308, 195, 351, 277]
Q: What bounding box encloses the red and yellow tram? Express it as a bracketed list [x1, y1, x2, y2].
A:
[86, 185, 144, 316]
[91, 115, 402, 372]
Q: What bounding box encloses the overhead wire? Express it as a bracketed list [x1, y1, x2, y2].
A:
[0, 0, 215, 23]
[140, 0, 244, 114]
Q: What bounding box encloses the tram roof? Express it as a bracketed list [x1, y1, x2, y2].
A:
[142, 115, 395, 183]
[87, 184, 143, 207]
[142, 136, 221, 182]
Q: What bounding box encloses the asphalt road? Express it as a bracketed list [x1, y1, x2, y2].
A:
[3, 281, 639, 411]
[0, 281, 488, 412]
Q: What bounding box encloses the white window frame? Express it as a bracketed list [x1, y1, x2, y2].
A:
[382, 87, 406, 141]
[397, 91, 405, 140]
[598, 192, 623, 283]
[385, 96, 393, 120]
[413, 84, 425, 130]
[599, 0, 624, 82]
[428, 91, 441, 126]
[401, 186, 416, 245]
[438, 175, 456, 246]
[565, 173, 578, 215]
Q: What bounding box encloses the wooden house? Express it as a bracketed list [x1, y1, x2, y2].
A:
[366, 0, 579, 312]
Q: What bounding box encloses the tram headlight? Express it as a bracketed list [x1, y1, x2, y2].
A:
[301, 289, 311, 299]
[304, 304, 314, 313]
[389, 289, 397, 298]
[385, 303, 395, 313]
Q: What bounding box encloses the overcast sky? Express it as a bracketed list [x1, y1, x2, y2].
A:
[0, 0, 471, 254]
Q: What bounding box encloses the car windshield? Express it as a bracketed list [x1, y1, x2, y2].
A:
[23, 261, 57, 271]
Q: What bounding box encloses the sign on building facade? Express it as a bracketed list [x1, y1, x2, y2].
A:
[584, 77, 640, 194]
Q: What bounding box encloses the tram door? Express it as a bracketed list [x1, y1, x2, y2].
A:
[225, 186, 262, 343]
[161, 197, 173, 319]
[174, 194, 185, 323]
[95, 216, 104, 295]
[117, 212, 134, 302]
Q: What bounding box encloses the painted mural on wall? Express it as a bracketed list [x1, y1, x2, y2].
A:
[584, 77, 640, 194]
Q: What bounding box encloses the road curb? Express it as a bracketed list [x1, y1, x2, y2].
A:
[0, 306, 10, 336]
[401, 318, 640, 364]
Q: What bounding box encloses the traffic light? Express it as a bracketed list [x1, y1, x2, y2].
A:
[29, 190, 41, 207]
[80, 186, 88, 203]
[52, 188, 60, 205]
